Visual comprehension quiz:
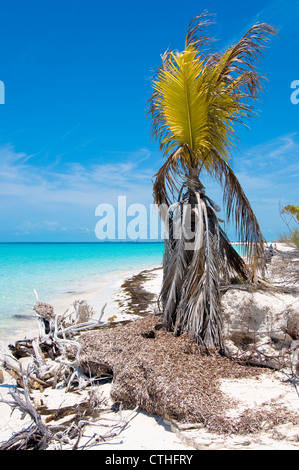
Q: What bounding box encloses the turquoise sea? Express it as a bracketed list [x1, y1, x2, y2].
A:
[0, 242, 164, 341]
[0, 242, 245, 344]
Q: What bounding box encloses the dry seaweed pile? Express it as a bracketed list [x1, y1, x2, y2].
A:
[118, 268, 162, 316]
[73, 314, 297, 434]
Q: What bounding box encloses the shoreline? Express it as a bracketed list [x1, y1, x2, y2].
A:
[0, 240, 294, 349]
[0, 263, 163, 348]
[0, 239, 284, 347]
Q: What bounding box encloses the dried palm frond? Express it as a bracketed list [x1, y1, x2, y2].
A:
[158, 176, 223, 349]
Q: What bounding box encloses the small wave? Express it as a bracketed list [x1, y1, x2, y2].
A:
[13, 313, 35, 320]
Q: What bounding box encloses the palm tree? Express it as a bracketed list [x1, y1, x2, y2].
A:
[148, 13, 276, 350]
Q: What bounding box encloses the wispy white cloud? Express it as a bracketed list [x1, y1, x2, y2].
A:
[235, 132, 299, 179]
[16, 220, 92, 235]
[0, 146, 155, 200]
[0, 133, 297, 240]
[0, 144, 158, 237]
[232, 132, 299, 238]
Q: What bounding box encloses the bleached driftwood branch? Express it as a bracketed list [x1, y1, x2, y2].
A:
[33, 298, 107, 341]
[31, 298, 110, 390]
[0, 364, 136, 450]
[5, 296, 109, 391]
[0, 345, 51, 390]
[0, 366, 52, 450]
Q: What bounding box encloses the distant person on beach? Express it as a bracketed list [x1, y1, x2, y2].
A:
[269, 243, 274, 256]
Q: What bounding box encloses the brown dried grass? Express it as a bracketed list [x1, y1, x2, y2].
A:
[118, 268, 161, 316]
[73, 314, 292, 433]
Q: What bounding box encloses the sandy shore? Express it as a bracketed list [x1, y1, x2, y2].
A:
[0, 242, 298, 450]
[0, 264, 162, 348]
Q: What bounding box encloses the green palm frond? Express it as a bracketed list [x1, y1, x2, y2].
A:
[282, 205, 299, 223]
[149, 17, 276, 163]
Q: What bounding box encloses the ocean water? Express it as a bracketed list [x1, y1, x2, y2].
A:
[0, 241, 245, 343]
[0, 242, 164, 339]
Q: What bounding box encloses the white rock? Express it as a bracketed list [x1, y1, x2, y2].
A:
[221, 289, 299, 371]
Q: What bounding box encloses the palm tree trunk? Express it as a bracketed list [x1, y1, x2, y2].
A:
[159, 172, 224, 350]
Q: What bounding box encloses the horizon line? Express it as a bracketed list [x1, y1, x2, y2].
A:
[0, 240, 165, 244]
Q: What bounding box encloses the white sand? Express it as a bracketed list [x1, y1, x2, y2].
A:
[0, 242, 298, 450]
[0, 369, 190, 451]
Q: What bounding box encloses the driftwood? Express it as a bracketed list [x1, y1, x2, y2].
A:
[0, 296, 136, 450]
[0, 365, 135, 450]
[0, 346, 51, 391]
[10, 298, 110, 391]
[0, 366, 52, 450]
[3, 296, 121, 393]
[33, 299, 107, 340]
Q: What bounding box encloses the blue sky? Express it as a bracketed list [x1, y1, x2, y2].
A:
[0, 0, 298, 242]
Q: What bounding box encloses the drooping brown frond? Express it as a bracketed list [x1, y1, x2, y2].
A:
[213, 23, 277, 79]
[208, 155, 265, 274]
[185, 11, 216, 50]
[207, 24, 278, 121]
[154, 145, 265, 277]
[218, 227, 249, 281]
[159, 227, 190, 332]
[152, 145, 190, 207]
[163, 185, 223, 350]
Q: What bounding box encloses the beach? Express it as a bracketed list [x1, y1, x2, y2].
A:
[0, 242, 298, 450]
[0, 242, 164, 347]
[1, 0, 298, 453]
[0, 252, 185, 451]
[0, 265, 162, 348]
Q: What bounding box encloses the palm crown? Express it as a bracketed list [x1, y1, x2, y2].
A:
[149, 13, 276, 265]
